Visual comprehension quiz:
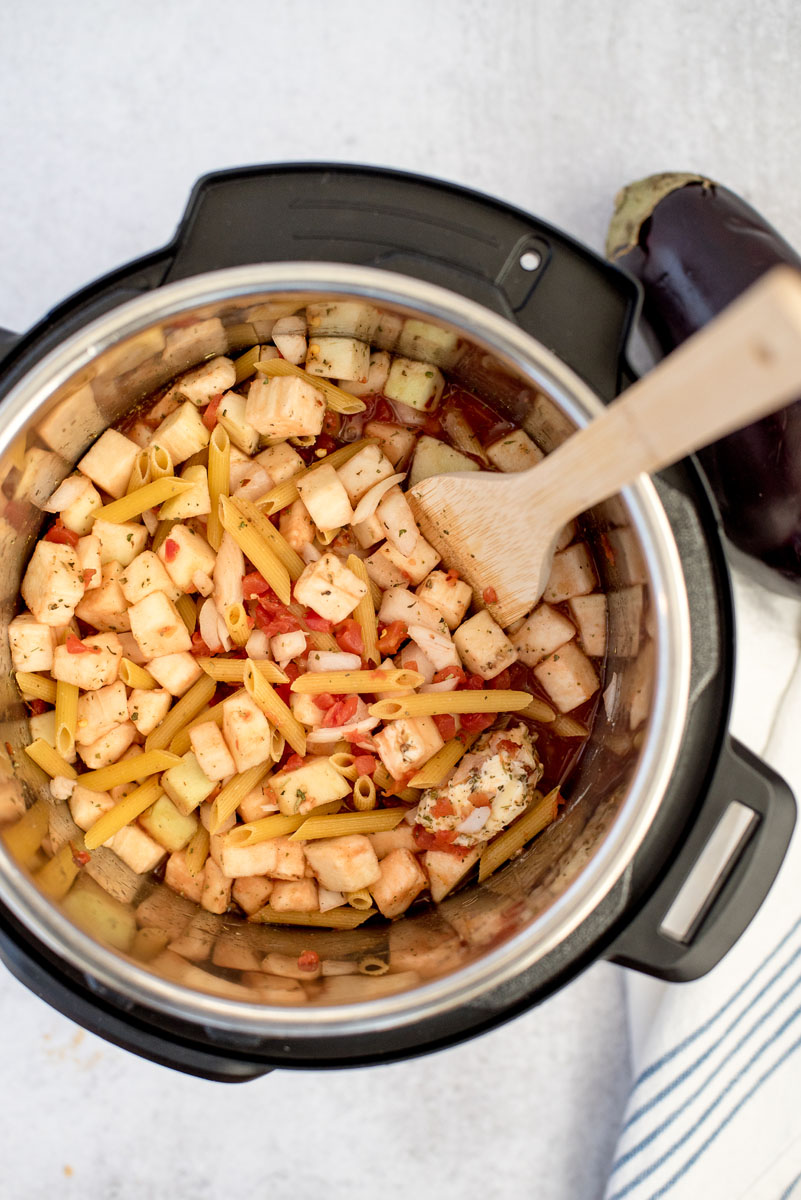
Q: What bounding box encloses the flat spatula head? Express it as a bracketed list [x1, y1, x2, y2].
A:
[408, 470, 560, 627]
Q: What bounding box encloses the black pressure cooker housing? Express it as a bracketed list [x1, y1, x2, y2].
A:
[0, 166, 793, 1080]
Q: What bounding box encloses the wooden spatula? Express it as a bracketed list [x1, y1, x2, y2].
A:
[408, 266, 801, 627]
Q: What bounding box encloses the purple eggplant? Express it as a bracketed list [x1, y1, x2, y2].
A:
[607, 171, 801, 586]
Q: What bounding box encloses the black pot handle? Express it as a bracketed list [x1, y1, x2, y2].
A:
[162, 163, 639, 400]
[608, 737, 795, 981]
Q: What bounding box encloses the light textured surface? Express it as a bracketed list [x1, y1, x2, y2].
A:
[0, 2, 799, 1198]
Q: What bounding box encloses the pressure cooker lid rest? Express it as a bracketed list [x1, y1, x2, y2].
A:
[0, 272, 677, 1021]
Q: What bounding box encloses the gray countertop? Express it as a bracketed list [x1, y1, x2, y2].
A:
[1, 2, 799, 1196]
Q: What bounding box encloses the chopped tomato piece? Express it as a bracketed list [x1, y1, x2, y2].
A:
[297, 949, 320, 972]
[242, 571, 272, 599]
[164, 538, 179, 563]
[283, 661, 300, 683]
[413, 824, 473, 857]
[470, 791, 493, 807]
[373, 398, 394, 422]
[335, 618, 364, 656]
[28, 698, 48, 716]
[202, 393, 223, 431]
[460, 711, 496, 733]
[82, 568, 96, 586]
[431, 795, 455, 819]
[69, 841, 91, 868]
[190, 631, 213, 656]
[253, 600, 302, 637]
[322, 410, 341, 438]
[284, 753, 305, 772]
[491, 668, 512, 691]
[498, 738, 519, 754]
[65, 635, 98, 655]
[377, 620, 407, 655]
[315, 433, 338, 455]
[354, 753, 377, 776]
[345, 731, 378, 750]
[483, 586, 498, 604]
[432, 713, 458, 741]
[43, 520, 79, 549]
[304, 609, 333, 633]
[445, 568, 460, 585]
[432, 665, 466, 685]
[321, 695, 359, 728]
[462, 673, 485, 690]
[312, 692, 336, 711]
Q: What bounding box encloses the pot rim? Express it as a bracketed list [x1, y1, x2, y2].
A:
[0, 262, 691, 1037]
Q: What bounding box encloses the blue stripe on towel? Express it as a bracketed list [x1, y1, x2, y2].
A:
[780, 1170, 801, 1200]
[612, 960, 801, 1172]
[629, 915, 801, 1097]
[608, 1002, 801, 1199]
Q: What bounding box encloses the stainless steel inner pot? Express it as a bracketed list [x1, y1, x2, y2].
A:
[0, 263, 690, 1040]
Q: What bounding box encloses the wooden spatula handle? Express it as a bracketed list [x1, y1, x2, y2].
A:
[525, 266, 801, 525]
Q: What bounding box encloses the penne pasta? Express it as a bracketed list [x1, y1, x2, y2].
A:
[78, 749, 180, 793]
[519, 697, 557, 723]
[316, 526, 340, 546]
[148, 444, 174, 480]
[126, 448, 152, 495]
[248, 905, 377, 929]
[369, 690, 532, 720]
[145, 674, 217, 752]
[224, 602, 250, 647]
[16, 672, 57, 704]
[219, 494, 291, 604]
[289, 808, 405, 841]
[408, 730, 480, 789]
[269, 727, 285, 763]
[97, 476, 193, 523]
[373, 763, 394, 793]
[243, 660, 306, 756]
[255, 437, 378, 514]
[233, 344, 262, 384]
[551, 714, 589, 737]
[255, 357, 367, 414]
[329, 751, 358, 782]
[2, 798, 49, 862]
[206, 423, 230, 551]
[175, 593, 197, 634]
[345, 889, 373, 911]
[231, 496, 304, 580]
[119, 658, 158, 690]
[54, 679, 79, 759]
[185, 825, 210, 877]
[25, 738, 77, 781]
[225, 813, 306, 846]
[358, 955, 390, 976]
[347, 554, 380, 664]
[291, 667, 423, 695]
[195, 657, 288, 685]
[35, 841, 82, 901]
[477, 787, 561, 882]
[83, 777, 164, 849]
[210, 761, 273, 835]
[352, 776, 377, 812]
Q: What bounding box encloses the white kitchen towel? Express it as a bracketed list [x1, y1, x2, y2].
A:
[605, 570, 801, 1200]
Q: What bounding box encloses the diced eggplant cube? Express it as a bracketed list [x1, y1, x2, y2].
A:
[486, 428, 544, 472]
[245, 375, 326, 439]
[149, 401, 210, 466]
[156, 524, 216, 593]
[384, 357, 445, 412]
[370, 848, 428, 918]
[374, 716, 444, 779]
[453, 610, 517, 680]
[128, 590, 192, 659]
[543, 543, 597, 603]
[21, 542, 84, 627]
[221, 692, 272, 773]
[533, 640, 599, 712]
[365, 536, 441, 589]
[408, 435, 480, 487]
[511, 604, 576, 667]
[296, 463, 354, 530]
[306, 336, 369, 382]
[161, 752, 216, 816]
[9, 614, 56, 672]
[52, 633, 123, 690]
[293, 552, 367, 625]
[304, 835, 381, 893]
[568, 594, 608, 657]
[415, 570, 472, 631]
[336, 444, 396, 502]
[77, 429, 140, 499]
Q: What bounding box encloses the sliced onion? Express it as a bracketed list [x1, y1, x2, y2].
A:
[307, 650, 361, 672]
[403, 804, 419, 825]
[457, 806, 491, 835]
[407, 624, 460, 671]
[141, 509, 159, 536]
[213, 531, 244, 614]
[318, 887, 346, 913]
[420, 676, 460, 693]
[193, 570, 214, 597]
[603, 673, 620, 720]
[245, 628, 271, 659]
[301, 542, 322, 564]
[43, 474, 91, 513]
[199, 597, 225, 652]
[351, 472, 406, 525]
[306, 715, 380, 746]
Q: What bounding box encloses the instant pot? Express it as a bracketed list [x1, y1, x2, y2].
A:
[0, 165, 794, 1081]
